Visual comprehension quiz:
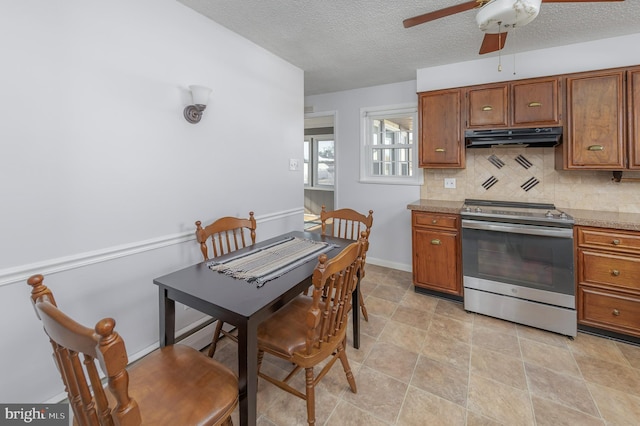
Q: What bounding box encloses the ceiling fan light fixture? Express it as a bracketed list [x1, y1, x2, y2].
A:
[476, 0, 541, 33]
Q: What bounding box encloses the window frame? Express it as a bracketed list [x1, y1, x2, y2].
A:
[359, 103, 422, 185]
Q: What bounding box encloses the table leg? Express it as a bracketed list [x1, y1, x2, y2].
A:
[237, 320, 258, 426]
[158, 287, 175, 347]
[352, 276, 361, 349]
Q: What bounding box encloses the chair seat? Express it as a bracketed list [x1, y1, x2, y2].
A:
[257, 295, 320, 359]
[126, 345, 238, 425]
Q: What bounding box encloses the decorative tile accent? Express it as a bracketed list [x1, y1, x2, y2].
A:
[515, 155, 533, 169]
[521, 177, 540, 191]
[482, 176, 498, 190]
[488, 155, 505, 169]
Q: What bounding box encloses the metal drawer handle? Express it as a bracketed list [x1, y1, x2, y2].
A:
[528, 102, 542, 107]
[588, 145, 604, 151]
[435, 148, 446, 152]
[611, 269, 620, 276]
[432, 219, 438, 224]
[612, 239, 621, 245]
[430, 239, 441, 245]
[613, 309, 620, 316]
[482, 105, 493, 111]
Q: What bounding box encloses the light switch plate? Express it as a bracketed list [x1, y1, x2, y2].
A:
[444, 178, 456, 189]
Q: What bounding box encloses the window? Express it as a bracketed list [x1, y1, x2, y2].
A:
[360, 104, 422, 185]
[304, 136, 334, 188]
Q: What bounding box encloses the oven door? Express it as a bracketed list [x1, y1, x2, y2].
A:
[462, 219, 575, 309]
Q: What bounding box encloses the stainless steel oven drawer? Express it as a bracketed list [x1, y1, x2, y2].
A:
[464, 287, 577, 337]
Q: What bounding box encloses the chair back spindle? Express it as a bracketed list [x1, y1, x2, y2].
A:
[195, 212, 256, 260]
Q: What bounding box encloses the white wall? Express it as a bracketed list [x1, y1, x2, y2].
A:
[0, 0, 303, 403]
[417, 33, 640, 91]
[305, 81, 421, 272]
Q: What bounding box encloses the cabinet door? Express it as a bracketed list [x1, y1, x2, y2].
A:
[629, 67, 640, 169]
[412, 227, 461, 295]
[467, 84, 508, 128]
[512, 77, 561, 126]
[565, 70, 625, 169]
[419, 89, 464, 168]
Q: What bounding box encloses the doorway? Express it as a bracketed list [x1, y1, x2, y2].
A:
[304, 112, 335, 231]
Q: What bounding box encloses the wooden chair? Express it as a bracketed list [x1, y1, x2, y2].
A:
[195, 212, 257, 357]
[27, 274, 238, 426]
[320, 205, 373, 321]
[256, 237, 365, 426]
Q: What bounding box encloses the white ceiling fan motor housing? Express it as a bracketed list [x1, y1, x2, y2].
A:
[476, 0, 542, 33]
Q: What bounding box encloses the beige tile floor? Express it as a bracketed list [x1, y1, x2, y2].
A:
[210, 265, 640, 426]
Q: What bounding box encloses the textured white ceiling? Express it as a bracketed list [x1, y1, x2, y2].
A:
[178, 0, 640, 95]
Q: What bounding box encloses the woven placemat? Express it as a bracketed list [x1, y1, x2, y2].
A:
[207, 236, 335, 287]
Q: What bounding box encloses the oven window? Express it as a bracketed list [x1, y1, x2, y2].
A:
[462, 228, 574, 295]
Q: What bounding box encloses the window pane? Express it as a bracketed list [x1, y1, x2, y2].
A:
[303, 140, 310, 185]
[316, 140, 334, 186]
[372, 120, 381, 145]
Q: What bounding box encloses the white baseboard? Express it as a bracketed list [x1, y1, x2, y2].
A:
[367, 256, 411, 273]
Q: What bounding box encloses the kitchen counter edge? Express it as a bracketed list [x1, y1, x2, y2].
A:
[406, 200, 640, 232]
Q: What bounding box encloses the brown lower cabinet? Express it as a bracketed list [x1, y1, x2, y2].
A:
[411, 211, 462, 296]
[576, 226, 640, 338]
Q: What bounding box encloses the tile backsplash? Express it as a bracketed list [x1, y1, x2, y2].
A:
[422, 147, 640, 213]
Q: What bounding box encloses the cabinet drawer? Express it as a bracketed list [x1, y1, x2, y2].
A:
[412, 211, 458, 230]
[579, 249, 640, 291]
[577, 227, 640, 255]
[578, 286, 640, 337]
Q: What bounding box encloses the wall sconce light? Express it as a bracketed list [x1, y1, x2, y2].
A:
[184, 85, 212, 124]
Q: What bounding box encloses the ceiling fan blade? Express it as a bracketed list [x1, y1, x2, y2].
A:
[541, 0, 624, 2]
[403, 1, 482, 28]
[479, 32, 508, 54]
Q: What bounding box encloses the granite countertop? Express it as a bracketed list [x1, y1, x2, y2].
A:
[407, 199, 640, 232]
[406, 199, 463, 214]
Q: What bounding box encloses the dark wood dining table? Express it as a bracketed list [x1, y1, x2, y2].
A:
[153, 230, 359, 426]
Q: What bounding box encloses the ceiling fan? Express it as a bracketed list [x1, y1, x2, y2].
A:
[403, 0, 624, 55]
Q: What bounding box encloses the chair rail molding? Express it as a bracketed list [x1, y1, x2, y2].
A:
[0, 208, 305, 287]
[0, 231, 196, 287]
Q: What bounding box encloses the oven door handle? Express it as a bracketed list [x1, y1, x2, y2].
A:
[461, 219, 573, 238]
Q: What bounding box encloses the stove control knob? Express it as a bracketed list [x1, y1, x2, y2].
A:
[464, 206, 471, 212]
[545, 211, 553, 218]
[475, 207, 482, 213]
[559, 212, 568, 219]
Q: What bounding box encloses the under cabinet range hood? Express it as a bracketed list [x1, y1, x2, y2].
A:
[465, 127, 562, 148]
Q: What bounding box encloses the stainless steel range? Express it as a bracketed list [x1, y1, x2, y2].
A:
[460, 199, 576, 337]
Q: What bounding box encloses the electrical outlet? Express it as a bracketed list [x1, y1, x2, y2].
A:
[444, 178, 456, 189]
[289, 158, 299, 171]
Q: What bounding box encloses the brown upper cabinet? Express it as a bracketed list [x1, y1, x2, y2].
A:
[564, 69, 626, 169]
[467, 83, 508, 128]
[417, 65, 640, 170]
[629, 66, 640, 169]
[466, 77, 562, 129]
[418, 89, 464, 168]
